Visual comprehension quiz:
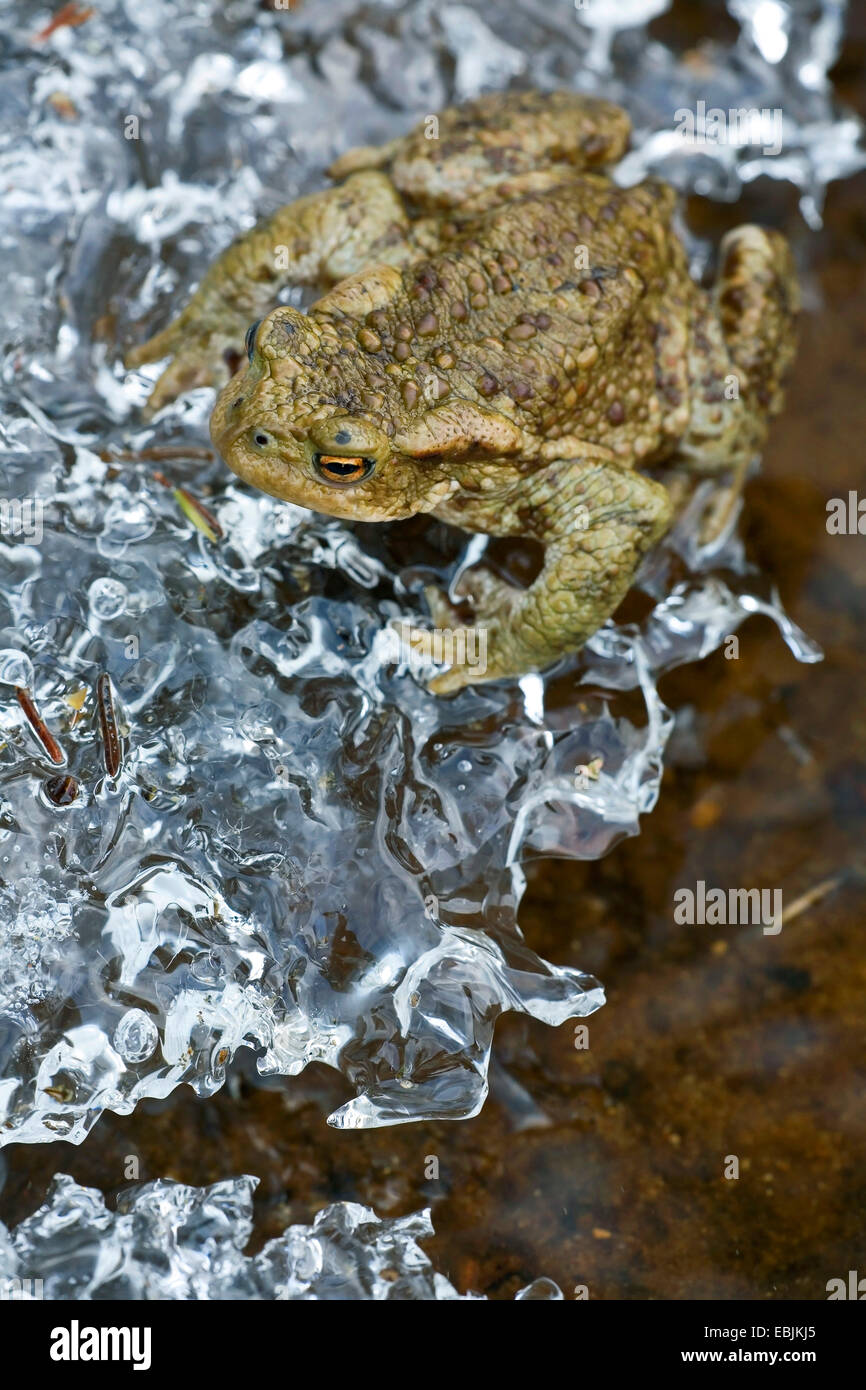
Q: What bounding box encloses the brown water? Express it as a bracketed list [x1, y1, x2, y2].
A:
[2, 20, 865, 1303]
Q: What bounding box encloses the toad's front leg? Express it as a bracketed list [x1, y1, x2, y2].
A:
[426, 459, 672, 693]
[125, 171, 411, 417]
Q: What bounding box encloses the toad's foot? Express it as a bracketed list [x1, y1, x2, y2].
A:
[697, 457, 749, 546]
[665, 462, 748, 547]
[125, 311, 248, 419]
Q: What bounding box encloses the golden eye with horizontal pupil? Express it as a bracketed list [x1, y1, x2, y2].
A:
[244, 319, 262, 362]
[313, 454, 375, 486]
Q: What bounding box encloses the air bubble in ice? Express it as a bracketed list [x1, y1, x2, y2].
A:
[97, 499, 156, 558]
[88, 577, 128, 621]
[0, 651, 34, 688]
[284, 1233, 323, 1285]
[239, 702, 282, 743]
[113, 1010, 159, 1064]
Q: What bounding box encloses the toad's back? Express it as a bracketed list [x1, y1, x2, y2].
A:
[305, 174, 690, 465]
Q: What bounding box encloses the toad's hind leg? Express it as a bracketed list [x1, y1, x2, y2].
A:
[678, 225, 800, 541]
[715, 224, 800, 429]
[126, 171, 412, 416]
[329, 89, 631, 211]
[423, 458, 672, 693]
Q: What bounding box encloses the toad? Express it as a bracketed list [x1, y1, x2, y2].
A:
[127, 90, 798, 691]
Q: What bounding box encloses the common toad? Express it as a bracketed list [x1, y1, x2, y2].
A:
[128, 90, 798, 691]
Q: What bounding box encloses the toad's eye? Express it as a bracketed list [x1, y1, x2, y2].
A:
[249, 428, 273, 449]
[313, 454, 375, 486]
[245, 319, 262, 362]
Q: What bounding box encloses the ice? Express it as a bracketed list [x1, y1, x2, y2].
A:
[0, 0, 847, 1148]
[607, 0, 865, 223]
[438, 7, 527, 100]
[573, 0, 672, 76]
[730, 0, 846, 86]
[0, 1173, 561, 1300]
